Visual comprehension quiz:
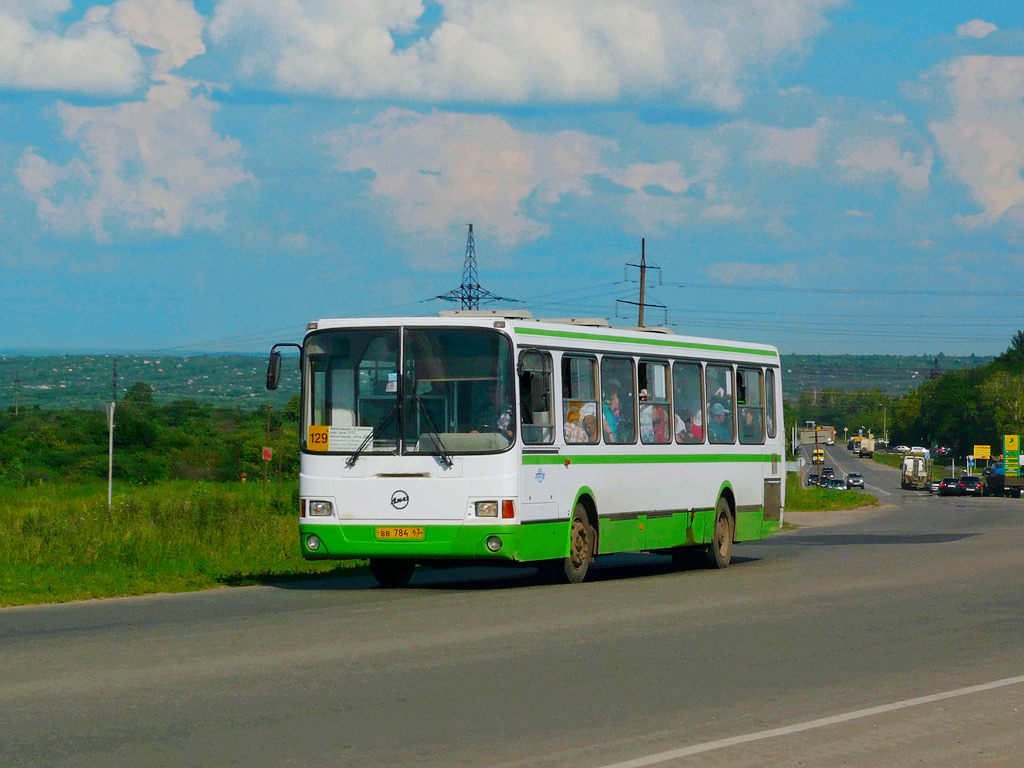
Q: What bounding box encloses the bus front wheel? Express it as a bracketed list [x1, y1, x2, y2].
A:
[370, 558, 415, 588]
[705, 500, 734, 569]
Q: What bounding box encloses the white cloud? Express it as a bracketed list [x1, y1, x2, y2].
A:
[325, 108, 611, 249]
[930, 56, 1024, 227]
[0, 0, 204, 95]
[109, 0, 206, 75]
[957, 20, 997, 39]
[837, 137, 932, 191]
[751, 118, 831, 167]
[0, 0, 143, 95]
[17, 77, 251, 237]
[210, 0, 840, 110]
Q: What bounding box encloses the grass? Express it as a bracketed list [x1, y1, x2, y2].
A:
[871, 453, 903, 469]
[0, 481, 358, 607]
[785, 472, 879, 512]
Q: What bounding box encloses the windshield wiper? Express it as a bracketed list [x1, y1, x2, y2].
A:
[411, 394, 454, 468]
[345, 403, 400, 468]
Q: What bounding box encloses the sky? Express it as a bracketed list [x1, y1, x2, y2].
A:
[2, 0, 1024, 356]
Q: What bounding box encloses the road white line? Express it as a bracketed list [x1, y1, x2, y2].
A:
[598, 674, 1024, 768]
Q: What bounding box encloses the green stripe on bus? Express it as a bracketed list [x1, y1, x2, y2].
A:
[514, 326, 778, 358]
[522, 453, 774, 465]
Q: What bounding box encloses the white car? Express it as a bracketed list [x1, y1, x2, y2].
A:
[894, 445, 910, 453]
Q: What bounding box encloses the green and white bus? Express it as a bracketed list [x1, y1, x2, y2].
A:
[266, 311, 784, 587]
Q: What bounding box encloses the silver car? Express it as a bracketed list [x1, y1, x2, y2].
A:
[846, 473, 864, 489]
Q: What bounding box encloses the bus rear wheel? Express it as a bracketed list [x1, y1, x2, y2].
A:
[561, 504, 595, 583]
[705, 499, 734, 569]
[370, 558, 415, 588]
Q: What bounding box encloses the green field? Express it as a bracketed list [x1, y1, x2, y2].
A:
[0, 481, 356, 607]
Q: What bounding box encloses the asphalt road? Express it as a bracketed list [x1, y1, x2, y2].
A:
[3, 461, 1023, 767]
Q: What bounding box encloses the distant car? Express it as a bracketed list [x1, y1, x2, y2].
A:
[846, 472, 864, 488]
[847, 439, 856, 450]
[958, 476, 983, 497]
[812, 448, 825, 462]
[894, 445, 910, 454]
[929, 479, 941, 494]
[806, 472, 819, 486]
[827, 478, 847, 490]
[821, 466, 835, 480]
[938, 477, 960, 496]
[935, 446, 952, 457]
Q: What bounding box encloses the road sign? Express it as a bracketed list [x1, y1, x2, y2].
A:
[1003, 435, 1019, 478]
[262, 447, 273, 461]
[974, 445, 991, 459]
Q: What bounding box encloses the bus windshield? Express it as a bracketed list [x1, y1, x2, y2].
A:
[403, 327, 514, 454]
[302, 326, 514, 454]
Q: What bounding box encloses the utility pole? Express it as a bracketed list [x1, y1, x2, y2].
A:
[106, 401, 116, 509]
[112, 359, 118, 403]
[638, 238, 647, 326]
[617, 238, 665, 325]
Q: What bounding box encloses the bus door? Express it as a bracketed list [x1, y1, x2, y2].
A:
[518, 350, 561, 522]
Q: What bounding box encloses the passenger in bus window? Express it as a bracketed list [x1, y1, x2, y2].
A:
[675, 406, 703, 443]
[708, 402, 732, 442]
[564, 406, 588, 443]
[739, 407, 762, 442]
[639, 389, 653, 442]
[602, 380, 621, 442]
[652, 405, 670, 442]
[582, 413, 598, 442]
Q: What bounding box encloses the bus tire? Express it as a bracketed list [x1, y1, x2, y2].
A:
[370, 558, 415, 588]
[705, 499, 734, 569]
[562, 503, 595, 583]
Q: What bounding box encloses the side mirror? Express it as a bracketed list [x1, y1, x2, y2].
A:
[266, 350, 283, 391]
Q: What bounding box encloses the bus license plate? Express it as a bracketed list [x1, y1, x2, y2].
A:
[375, 526, 425, 540]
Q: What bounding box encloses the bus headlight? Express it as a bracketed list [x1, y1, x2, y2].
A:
[475, 501, 498, 517]
[306, 535, 322, 551]
[309, 500, 333, 516]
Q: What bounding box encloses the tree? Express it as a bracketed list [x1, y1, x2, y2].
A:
[982, 371, 1024, 437]
[124, 381, 155, 405]
[994, 330, 1024, 372]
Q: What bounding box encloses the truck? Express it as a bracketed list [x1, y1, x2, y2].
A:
[901, 452, 933, 490]
[858, 436, 875, 458]
[983, 460, 1024, 497]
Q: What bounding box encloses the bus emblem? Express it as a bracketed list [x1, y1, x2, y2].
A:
[390, 491, 409, 509]
[535, 469, 545, 483]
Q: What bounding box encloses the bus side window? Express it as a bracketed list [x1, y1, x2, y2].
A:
[765, 368, 777, 438]
[639, 360, 671, 444]
[519, 350, 554, 445]
[673, 361, 704, 444]
[562, 355, 599, 444]
[601, 356, 636, 444]
[706, 364, 735, 444]
[737, 367, 764, 445]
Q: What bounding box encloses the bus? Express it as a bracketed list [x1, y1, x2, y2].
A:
[266, 310, 785, 587]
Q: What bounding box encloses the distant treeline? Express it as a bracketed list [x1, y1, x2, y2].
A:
[795, 332, 1024, 455]
[0, 383, 299, 486]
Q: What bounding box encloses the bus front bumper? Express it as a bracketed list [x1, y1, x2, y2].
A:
[299, 522, 564, 562]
